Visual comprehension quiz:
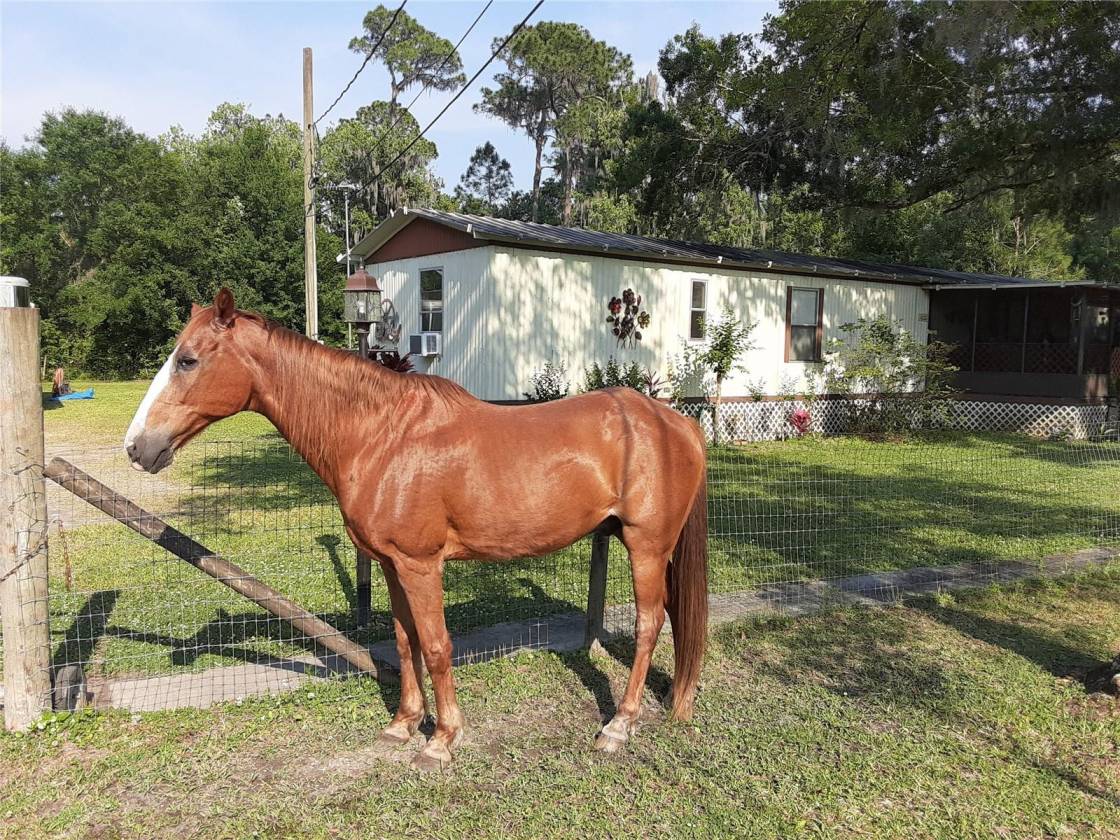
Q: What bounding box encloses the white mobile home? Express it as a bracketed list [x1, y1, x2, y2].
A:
[349, 209, 1112, 403]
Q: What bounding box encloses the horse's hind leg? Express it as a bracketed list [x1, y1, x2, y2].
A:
[377, 559, 428, 747]
[595, 539, 669, 753]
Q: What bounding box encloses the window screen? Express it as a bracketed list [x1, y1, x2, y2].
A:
[787, 287, 822, 362]
[690, 280, 706, 340]
[420, 268, 443, 333]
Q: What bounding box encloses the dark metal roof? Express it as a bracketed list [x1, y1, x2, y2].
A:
[352, 208, 1105, 289]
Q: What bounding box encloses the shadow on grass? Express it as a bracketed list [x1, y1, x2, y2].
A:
[730, 586, 1120, 807]
[173, 442, 333, 524]
[554, 635, 674, 723]
[727, 608, 954, 711]
[1004, 436, 1120, 470]
[172, 434, 1120, 591]
[65, 572, 583, 674]
[912, 600, 1108, 688]
[707, 436, 1120, 583]
[317, 534, 357, 617]
[911, 592, 1120, 807]
[52, 589, 121, 670]
[164, 432, 1120, 590]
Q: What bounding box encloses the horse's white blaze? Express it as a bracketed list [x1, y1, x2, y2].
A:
[124, 347, 177, 452]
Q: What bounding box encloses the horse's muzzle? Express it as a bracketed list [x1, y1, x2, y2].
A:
[125, 432, 175, 474]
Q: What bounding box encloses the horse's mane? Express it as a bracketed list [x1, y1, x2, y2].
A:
[257, 315, 475, 405]
[242, 316, 476, 470]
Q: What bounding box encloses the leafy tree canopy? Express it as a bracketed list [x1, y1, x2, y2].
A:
[479, 21, 634, 223]
[1, 106, 343, 378]
[454, 142, 513, 215]
[660, 0, 1120, 213]
[349, 5, 466, 106]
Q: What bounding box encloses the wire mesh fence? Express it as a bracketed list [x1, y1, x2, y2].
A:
[2, 408, 1119, 715]
[676, 397, 1113, 443]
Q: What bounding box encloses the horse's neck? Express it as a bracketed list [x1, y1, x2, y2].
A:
[247, 329, 398, 489]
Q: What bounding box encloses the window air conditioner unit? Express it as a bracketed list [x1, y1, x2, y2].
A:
[409, 332, 442, 357]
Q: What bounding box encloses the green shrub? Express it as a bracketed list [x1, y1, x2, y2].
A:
[583, 358, 663, 398]
[822, 316, 958, 434]
[524, 360, 570, 402]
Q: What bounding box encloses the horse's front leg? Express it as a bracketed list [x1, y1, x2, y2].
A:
[376, 558, 428, 747]
[393, 557, 463, 771]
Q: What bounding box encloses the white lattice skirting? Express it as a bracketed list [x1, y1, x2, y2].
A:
[676, 399, 1111, 443]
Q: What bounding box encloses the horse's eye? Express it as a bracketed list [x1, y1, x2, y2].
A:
[177, 356, 198, 371]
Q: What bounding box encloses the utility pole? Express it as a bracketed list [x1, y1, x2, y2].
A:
[302, 47, 319, 341]
[322, 182, 358, 348]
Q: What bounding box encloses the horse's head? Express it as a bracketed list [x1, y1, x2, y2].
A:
[125, 288, 257, 473]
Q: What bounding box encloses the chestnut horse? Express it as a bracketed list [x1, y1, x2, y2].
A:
[125, 289, 708, 770]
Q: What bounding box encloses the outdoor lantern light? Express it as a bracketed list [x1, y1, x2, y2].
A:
[344, 266, 382, 358]
[344, 266, 382, 326]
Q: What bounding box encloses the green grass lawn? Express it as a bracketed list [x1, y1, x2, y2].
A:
[44, 379, 276, 447]
[30, 381, 1120, 680]
[2, 568, 1118, 839]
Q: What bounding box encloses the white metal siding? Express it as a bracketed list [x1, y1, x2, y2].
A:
[368, 245, 930, 401]
[366, 246, 496, 392]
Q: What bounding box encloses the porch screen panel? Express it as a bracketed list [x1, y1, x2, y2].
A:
[973, 291, 1025, 373]
[1025, 288, 1076, 374]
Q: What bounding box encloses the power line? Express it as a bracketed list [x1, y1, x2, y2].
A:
[369, 0, 495, 159]
[354, 0, 543, 197]
[314, 0, 408, 127]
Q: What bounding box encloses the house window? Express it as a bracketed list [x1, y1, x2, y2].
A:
[420, 268, 443, 333]
[785, 287, 824, 362]
[689, 280, 707, 340]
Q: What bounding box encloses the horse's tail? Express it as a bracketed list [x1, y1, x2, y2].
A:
[666, 462, 708, 721]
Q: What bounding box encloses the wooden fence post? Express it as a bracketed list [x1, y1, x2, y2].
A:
[356, 552, 372, 628]
[1, 304, 53, 730]
[584, 533, 610, 647]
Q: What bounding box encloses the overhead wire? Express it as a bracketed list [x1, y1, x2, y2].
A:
[353, 0, 544, 197]
[368, 0, 495, 159]
[314, 0, 408, 127]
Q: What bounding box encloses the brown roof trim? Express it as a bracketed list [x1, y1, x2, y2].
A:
[366, 216, 484, 264]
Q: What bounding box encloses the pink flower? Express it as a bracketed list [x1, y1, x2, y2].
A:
[789, 408, 811, 436]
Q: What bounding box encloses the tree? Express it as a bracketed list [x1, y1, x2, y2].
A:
[501, 177, 564, 224]
[454, 143, 513, 215]
[319, 102, 440, 237]
[349, 5, 465, 108]
[610, 3, 1119, 283]
[0, 105, 346, 377]
[657, 2, 1120, 215]
[700, 305, 756, 445]
[479, 22, 633, 224]
[476, 37, 554, 222]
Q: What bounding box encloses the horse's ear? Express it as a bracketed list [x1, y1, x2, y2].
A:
[213, 288, 236, 329]
[191, 302, 204, 318]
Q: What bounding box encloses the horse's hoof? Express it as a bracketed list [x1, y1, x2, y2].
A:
[375, 728, 412, 749]
[593, 729, 628, 754]
[411, 744, 452, 772]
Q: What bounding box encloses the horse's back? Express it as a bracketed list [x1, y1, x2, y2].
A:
[476, 387, 702, 457]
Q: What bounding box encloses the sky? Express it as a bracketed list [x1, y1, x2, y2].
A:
[1, 0, 777, 192]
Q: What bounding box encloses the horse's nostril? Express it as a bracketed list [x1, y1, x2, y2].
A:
[126, 442, 138, 459]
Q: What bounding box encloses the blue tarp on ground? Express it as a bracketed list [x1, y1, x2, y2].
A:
[56, 388, 94, 401]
